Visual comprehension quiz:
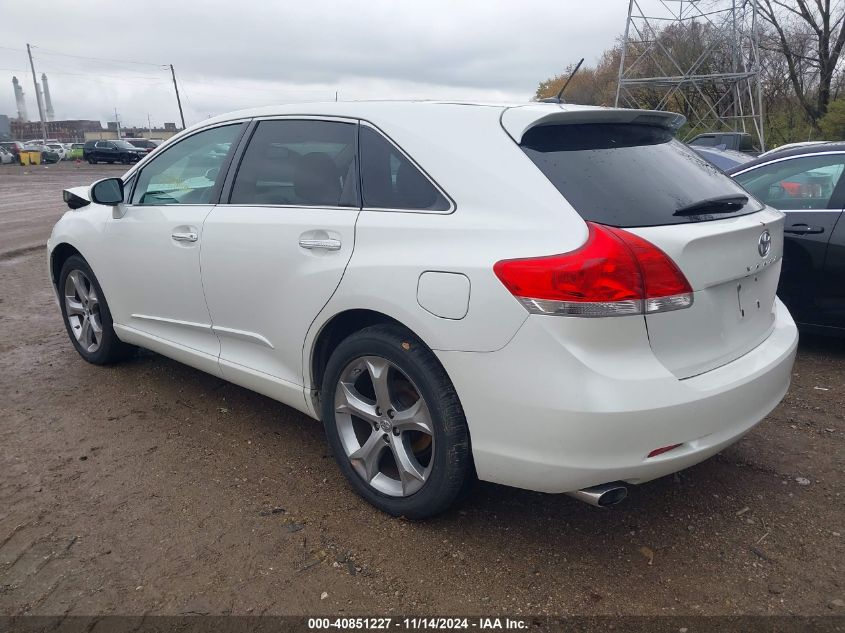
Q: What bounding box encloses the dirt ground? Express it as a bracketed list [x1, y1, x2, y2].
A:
[0, 161, 843, 618]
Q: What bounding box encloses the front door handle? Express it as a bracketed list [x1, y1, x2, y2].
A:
[171, 231, 198, 242]
[299, 238, 341, 251]
[784, 224, 825, 235]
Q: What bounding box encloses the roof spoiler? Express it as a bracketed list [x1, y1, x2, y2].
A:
[501, 105, 686, 144]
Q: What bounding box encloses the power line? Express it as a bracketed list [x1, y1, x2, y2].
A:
[29, 46, 167, 68]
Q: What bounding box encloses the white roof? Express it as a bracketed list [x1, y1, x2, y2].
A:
[186, 100, 685, 144]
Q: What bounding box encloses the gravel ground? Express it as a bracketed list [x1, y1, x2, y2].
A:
[0, 161, 843, 618]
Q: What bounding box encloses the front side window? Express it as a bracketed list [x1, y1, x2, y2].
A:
[359, 126, 450, 211]
[230, 120, 358, 207]
[132, 123, 244, 205]
[734, 154, 845, 210]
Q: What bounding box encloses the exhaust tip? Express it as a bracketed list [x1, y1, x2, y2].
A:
[596, 485, 627, 507]
[565, 483, 628, 507]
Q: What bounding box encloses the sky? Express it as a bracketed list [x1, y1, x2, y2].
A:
[1, 0, 625, 129]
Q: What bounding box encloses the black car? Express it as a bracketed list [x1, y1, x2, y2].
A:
[691, 146, 753, 171]
[727, 144, 845, 335]
[689, 131, 759, 155]
[83, 140, 146, 165]
[124, 138, 161, 154]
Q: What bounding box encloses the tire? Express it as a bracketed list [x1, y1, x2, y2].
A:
[87, 157, 96, 165]
[321, 324, 473, 519]
[58, 255, 136, 365]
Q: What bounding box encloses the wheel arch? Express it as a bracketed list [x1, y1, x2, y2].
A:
[309, 309, 407, 393]
[50, 242, 84, 288]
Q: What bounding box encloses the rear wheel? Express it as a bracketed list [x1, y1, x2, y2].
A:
[321, 324, 473, 519]
[58, 255, 135, 365]
[87, 156, 96, 164]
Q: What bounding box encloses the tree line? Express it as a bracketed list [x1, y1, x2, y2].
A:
[535, 1, 845, 147]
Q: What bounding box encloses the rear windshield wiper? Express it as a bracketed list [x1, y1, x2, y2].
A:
[674, 194, 748, 216]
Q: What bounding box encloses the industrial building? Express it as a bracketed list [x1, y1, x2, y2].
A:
[10, 119, 103, 142]
[6, 75, 182, 142]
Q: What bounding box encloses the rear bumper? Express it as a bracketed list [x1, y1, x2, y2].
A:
[436, 298, 798, 494]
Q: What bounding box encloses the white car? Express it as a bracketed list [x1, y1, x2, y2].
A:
[48, 102, 798, 518]
[0, 146, 13, 164]
[46, 143, 67, 160]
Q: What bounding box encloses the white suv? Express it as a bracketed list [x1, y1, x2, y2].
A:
[49, 102, 798, 518]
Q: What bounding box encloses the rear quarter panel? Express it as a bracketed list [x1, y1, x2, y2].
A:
[303, 104, 592, 386]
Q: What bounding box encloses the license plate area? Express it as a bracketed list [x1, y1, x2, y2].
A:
[736, 272, 769, 320]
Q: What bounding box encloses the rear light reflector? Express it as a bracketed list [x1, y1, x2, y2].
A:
[647, 443, 683, 458]
[493, 222, 693, 317]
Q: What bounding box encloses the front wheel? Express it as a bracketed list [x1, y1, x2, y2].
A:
[58, 255, 136, 365]
[321, 324, 473, 519]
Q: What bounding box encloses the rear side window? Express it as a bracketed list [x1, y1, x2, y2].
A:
[733, 154, 845, 210]
[230, 120, 358, 207]
[520, 124, 759, 227]
[359, 126, 450, 211]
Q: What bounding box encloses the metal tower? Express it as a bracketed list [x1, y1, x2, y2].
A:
[12, 76, 28, 121]
[615, 0, 765, 149]
[41, 73, 55, 121]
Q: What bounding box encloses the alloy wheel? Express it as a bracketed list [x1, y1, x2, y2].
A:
[334, 356, 435, 497]
[64, 269, 103, 353]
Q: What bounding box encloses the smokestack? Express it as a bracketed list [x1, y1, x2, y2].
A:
[12, 76, 28, 121]
[41, 73, 55, 122]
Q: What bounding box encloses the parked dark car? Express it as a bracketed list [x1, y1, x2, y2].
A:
[689, 132, 759, 155]
[0, 141, 25, 163]
[124, 138, 161, 154]
[692, 146, 753, 171]
[83, 140, 146, 164]
[727, 143, 845, 335]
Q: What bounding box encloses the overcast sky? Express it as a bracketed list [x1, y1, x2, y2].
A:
[2, 0, 625, 129]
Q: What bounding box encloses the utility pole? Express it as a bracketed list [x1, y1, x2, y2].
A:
[170, 64, 186, 129]
[114, 108, 121, 139]
[147, 113, 152, 136]
[26, 44, 48, 142]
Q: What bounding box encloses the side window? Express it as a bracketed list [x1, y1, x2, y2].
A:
[734, 155, 845, 210]
[689, 136, 716, 147]
[359, 126, 450, 211]
[230, 120, 358, 207]
[132, 123, 244, 205]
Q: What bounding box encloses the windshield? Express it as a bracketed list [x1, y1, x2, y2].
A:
[519, 123, 761, 227]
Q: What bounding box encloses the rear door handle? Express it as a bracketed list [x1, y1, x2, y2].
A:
[299, 238, 341, 251]
[784, 224, 825, 235]
[171, 231, 198, 242]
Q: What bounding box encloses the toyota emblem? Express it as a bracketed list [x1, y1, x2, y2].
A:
[758, 230, 771, 257]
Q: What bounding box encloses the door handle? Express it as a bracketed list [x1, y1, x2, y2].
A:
[784, 224, 824, 235]
[299, 238, 341, 251]
[171, 231, 198, 242]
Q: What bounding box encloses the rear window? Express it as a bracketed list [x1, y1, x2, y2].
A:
[520, 123, 760, 227]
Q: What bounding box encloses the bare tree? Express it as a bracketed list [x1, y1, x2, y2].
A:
[759, 0, 845, 125]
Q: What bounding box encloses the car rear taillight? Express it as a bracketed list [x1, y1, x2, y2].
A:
[493, 222, 693, 317]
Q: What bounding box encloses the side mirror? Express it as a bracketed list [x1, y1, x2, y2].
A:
[90, 178, 124, 206]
